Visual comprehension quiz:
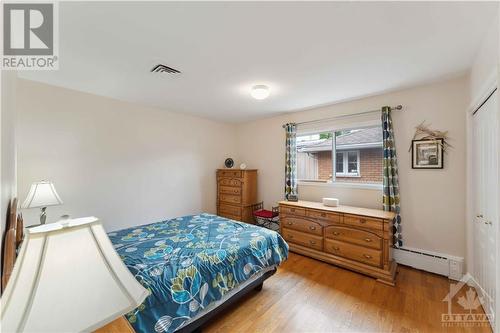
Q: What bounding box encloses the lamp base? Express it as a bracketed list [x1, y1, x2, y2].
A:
[40, 207, 47, 225]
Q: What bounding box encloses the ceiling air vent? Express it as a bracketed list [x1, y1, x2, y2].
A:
[150, 64, 181, 74]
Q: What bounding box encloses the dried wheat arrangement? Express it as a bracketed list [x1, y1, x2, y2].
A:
[408, 121, 452, 152]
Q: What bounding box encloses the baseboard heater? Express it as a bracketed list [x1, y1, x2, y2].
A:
[394, 247, 464, 280]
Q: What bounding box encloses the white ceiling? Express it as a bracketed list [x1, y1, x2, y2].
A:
[20, 1, 498, 122]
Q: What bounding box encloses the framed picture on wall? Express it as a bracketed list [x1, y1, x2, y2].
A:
[412, 139, 444, 169]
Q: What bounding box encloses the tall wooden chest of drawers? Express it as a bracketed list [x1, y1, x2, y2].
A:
[217, 169, 258, 224]
[279, 200, 397, 285]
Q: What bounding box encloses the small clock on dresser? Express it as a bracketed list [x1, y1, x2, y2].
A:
[224, 158, 234, 168]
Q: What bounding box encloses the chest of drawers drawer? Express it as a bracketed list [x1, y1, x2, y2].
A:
[306, 209, 341, 223]
[218, 178, 241, 187]
[325, 226, 382, 250]
[218, 170, 242, 178]
[219, 194, 241, 204]
[324, 239, 382, 268]
[343, 214, 383, 231]
[218, 204, 241, 216]
[282, 217, 322, 236]
[282, 228, 323, 251]
[219, 212, 241, 221]
[219, 186, 241, 195]
[280, 206, 306, 217]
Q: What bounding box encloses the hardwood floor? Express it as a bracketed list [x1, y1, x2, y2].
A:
[204, 253, 492, 333]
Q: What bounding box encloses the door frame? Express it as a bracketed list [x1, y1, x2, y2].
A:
[466, 69, 498, 331]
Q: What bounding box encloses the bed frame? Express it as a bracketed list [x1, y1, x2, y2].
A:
[177, 267, 276, 333]
[0, 199, 277, 332]
[1, 198, 23, 294]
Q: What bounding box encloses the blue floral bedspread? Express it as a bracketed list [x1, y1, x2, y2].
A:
[108, 213, 288, 333]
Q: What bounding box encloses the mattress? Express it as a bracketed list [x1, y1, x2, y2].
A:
[108, 213, 289, 333]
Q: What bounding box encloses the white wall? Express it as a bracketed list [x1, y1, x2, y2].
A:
[0, 71, 18, 241]
[236, 76, 468, 257]
[16, 79, 238, 231]
[469, 19, 499, 107]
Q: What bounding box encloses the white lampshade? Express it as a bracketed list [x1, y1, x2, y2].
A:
[21, 181, 63, 208]
[0, 217, 149, 333]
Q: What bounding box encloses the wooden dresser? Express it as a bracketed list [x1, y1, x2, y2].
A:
[279, 200, 397, 285]
[217, 169, 258, 223]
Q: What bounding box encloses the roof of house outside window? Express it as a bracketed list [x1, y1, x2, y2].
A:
[297, 126, 383, 152]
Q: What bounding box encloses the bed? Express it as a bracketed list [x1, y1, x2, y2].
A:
[107, 213, 289, 333]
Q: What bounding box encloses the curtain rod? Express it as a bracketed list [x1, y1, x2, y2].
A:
[282, 105, 403, 128]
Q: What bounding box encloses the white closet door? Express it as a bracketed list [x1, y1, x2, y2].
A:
[472, 91, 498, 327]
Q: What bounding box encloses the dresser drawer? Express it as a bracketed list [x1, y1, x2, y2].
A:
[282, 228, 323, 251]
[218, 204, 241, 216]
[219, 212, 242, 221]
[218, 178, 241, 187]
[280, 206, 306, 217]
[325, 239, 382, 267]
[325, 226, 382, 250]
[282, 217, 322, 235]
[306, 209, 341, 223]
[344, 214, 383, 231]
[219, 194, 241, 204]
[218, 170, 242, 178]
[219, 186, 241, 195]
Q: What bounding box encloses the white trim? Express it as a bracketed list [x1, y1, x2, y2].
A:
[297, 120, 381, 136]
[298, 181, 382, 190]
[337, 142, 382, 150]
[468, 69, 497, 114]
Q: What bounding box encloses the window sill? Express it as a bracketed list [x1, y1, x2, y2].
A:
[298, 181, 383, 190]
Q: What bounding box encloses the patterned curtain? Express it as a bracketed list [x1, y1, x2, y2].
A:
[284, 123, 298, 200]
[382, 107, 402, 248]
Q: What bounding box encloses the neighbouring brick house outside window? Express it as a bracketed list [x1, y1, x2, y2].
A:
[297, 126, 383, 184]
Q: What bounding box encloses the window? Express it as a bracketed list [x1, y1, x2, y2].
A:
[297, 125, 383, 184]
[296, 132, 333, 182]
[336, 151, 360, 177]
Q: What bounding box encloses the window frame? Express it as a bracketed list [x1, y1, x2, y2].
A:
[335, 150, 360, 177]
[296, 123, 382, 189]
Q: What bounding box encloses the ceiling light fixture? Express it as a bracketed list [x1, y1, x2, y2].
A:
[251, 85, 270, 100]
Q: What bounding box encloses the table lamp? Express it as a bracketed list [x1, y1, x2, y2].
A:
[21, 181, 63, 224]
[0, 217, 149, 332]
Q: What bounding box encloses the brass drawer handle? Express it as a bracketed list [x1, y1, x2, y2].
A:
[364, 238, 372, 242]
[320, 213, 326, 217]
[309, 240, 316, 245]
[333, 246, 340, 251]
[290, 208, 296, 212]
[363, 254, 372, 259]
[287, 222, 292, 225]
[359, 219, 367, 224]
[288, 235, 294, 239]
[309, 226, 316, 230]
[332, 232, 340, 236]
